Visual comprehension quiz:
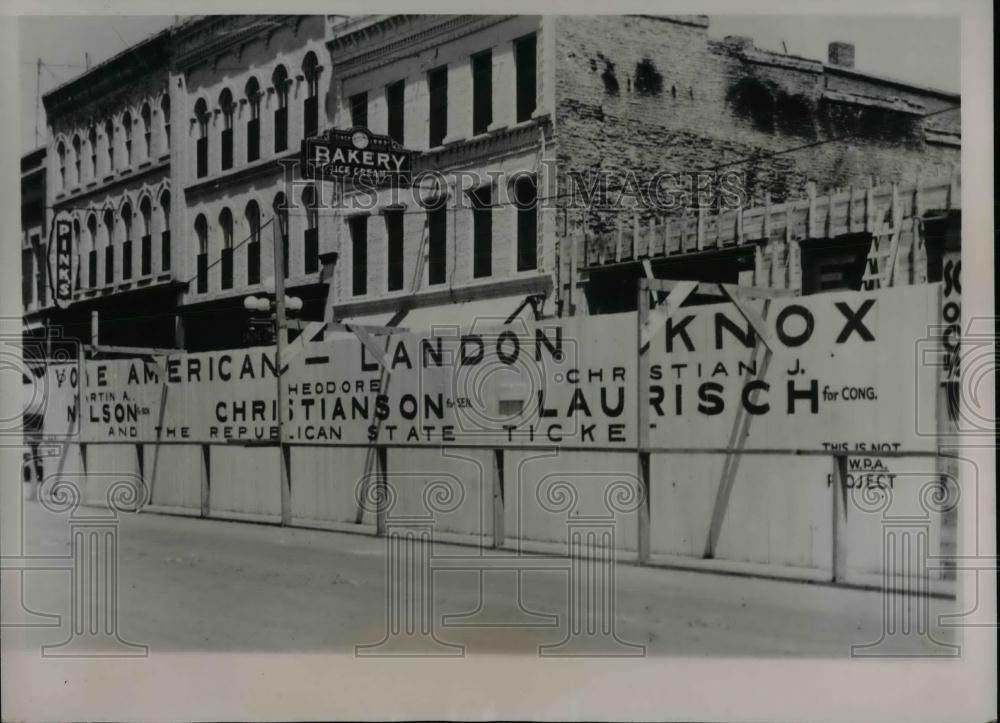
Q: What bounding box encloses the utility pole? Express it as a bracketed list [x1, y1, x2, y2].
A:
[34, 59, 41, 148]
[272, 214, 290, 525]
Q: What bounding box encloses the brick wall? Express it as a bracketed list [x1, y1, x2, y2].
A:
[554, 15, 960, 235]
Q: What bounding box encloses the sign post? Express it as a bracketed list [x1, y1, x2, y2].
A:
[272, 210, 291, 525]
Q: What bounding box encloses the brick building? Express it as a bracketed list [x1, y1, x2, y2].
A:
[318, 14, 960, 328]
[26, 14, 961, 351]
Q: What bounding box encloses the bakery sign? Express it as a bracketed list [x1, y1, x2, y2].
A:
[301, 127, 412, 185]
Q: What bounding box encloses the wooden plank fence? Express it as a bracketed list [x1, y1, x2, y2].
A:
[573, 172, 961, 270]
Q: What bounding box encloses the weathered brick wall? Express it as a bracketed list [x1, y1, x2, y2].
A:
[554, 15, 960, 234]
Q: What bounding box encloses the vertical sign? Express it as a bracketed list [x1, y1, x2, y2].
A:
[51, 219, 74, 308]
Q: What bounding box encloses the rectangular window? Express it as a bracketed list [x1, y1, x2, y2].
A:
[274, 107, 288, 153]
[221, 128, 233, 170]
[196, 252, 208, 293]
[386, 81, 405, 146]
[89, 249, 98, 287]
[514, 34, 537, 123]
[141, 234, 152, 276]
[22, 249, 33, 306]
[304, 95, 319, 139]
[247, 240, 260, 285]
[472, 50, 492, 135]
[104, 245, 115, 285]
[221, 248, 233, 289]
[350, 216, 368, 296]
[516, 180, 537, 271]
[304, 226, 319, 274]
[247, 118, 260, 162]
[122, 240, 133, 281]
[196, 136, 208, 178]
[386, 210, 404, 292]
[427, 207, 447, 285]
[428, 66, 448, 148]
[349, 92, 368, 129]
[471, 186, 492, 278]
[161, 230, 171, 272]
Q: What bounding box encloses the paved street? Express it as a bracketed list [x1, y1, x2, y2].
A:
[5, 498, 957, 658]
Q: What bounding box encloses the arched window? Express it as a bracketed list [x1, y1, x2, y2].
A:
[139, 197, 152, 237]
[121, 203, 133, 280]
[56, 141, 66, 189]
[194, 213, 208, 255]
[158, 190, 171, 272]
[122, 111, 133, 165]
[71, 135, 81, 185]
[272, 65, 289, 153]
[245, 77, 261, 162]
[88, 125, 97, 180]
[194, 213, 208, 293]
[302, 183, 319, 274]
[102, 208, 115, 284]
[302, 52, 320, 138]
[194, 98, 209, 178]
[104, 119, 115, 171]
[141, 103, 152, 159]
[121, 203, 132, 243]
[245, 199, 261, 284]
[160, 94, 171, 153]
[273, 192, 289, 278]
[219, 207, 234, 289]
[86, 215, 98, 287]
[139, 196, 153, 275]
[219, 88, 234, 171]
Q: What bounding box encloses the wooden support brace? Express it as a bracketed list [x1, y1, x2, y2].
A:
[718, 284, 776, 352]
[639, 279, 698, 351]
[831, 453, 849, 581]
[615, 216, 623, 263]
[632, 212, 640, 258]
[348, 324, 393, 370]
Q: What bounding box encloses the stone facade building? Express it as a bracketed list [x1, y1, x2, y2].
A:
[42, 29, 177, 348]
[171, 14, 331, 351]
[322, 14, 555, 330]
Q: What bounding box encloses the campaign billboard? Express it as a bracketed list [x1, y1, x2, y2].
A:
[69, 285, 940, 453]
[643, 284, 940, 453]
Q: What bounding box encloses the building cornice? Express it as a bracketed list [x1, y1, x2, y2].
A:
[825, 64, 960, 103]
[329, 15, 513, 79]
[173, 15, 308, 70]
[52, 157, 170, 211]
[42, 30, 172, 119]
[414, 115, 552, 174]
[183, 149, 298, 198]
